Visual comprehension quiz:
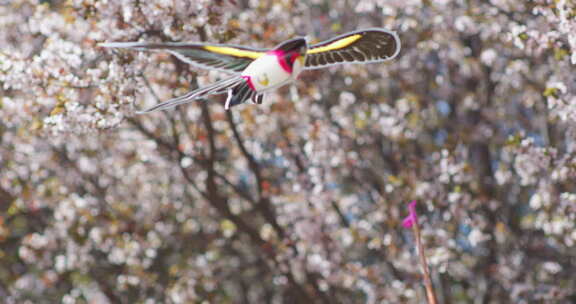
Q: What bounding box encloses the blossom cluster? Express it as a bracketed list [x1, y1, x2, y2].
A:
[1, 0, 575, 303]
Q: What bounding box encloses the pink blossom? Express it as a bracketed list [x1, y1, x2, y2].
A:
[402, 200, 418, 229]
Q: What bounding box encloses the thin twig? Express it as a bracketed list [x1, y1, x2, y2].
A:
[411, 209, 438, 304]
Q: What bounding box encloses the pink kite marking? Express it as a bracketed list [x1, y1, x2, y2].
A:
[241, 75, 256, 91]
[268, 50, 292, 73]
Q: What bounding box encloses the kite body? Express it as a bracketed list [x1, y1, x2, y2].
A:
[99, 28, 400, 113]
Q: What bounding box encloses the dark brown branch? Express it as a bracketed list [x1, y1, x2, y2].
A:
[199, 103, 270, 248]
[226, 110, 286, 239]
[225, 110, 265, 196]
[330, 200, 350, 228]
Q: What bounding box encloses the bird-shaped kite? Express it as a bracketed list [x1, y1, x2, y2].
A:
[99, 28, 400, 113]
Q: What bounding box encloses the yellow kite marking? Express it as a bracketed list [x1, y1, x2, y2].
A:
[203, 46, 263, 59]
[297, 56, 305, 65]
[307, 34, 362, 54]
[258, 74, 269, 86]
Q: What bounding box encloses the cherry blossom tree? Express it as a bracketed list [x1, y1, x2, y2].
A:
[1, 0, 575, 303]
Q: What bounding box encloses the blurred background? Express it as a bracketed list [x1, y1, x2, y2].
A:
[1, 0, 575, 303]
